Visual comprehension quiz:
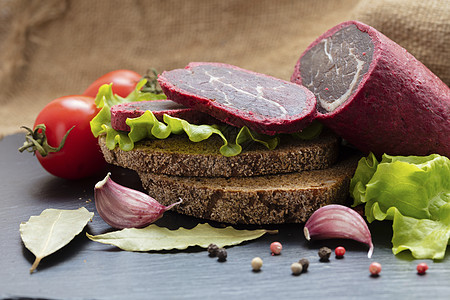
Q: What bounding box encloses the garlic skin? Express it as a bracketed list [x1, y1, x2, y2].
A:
[94, 173, 182, 229]
[304, 204, 374, 258]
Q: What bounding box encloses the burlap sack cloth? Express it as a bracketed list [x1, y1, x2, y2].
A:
[0, 0, 448, 138]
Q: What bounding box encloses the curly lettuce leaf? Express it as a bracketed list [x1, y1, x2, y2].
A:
[90, 80, 283, 157]
[90, 79, 166, 138]
[127, 112, 245, 156]
[350, 153, 450, 259]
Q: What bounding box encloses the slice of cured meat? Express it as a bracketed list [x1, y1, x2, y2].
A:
[158, 62, 317, 135]
[291, 21, 450, 157]
[110, 100, 216, 131]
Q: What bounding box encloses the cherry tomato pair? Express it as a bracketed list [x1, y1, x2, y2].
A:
[21, 70, 142, 179]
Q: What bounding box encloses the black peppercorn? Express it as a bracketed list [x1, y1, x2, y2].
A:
[207, 243, 219, 257]
[318, 247, 332, 262]
[298, 258, 309, 272]
[217, 248, 227, 262]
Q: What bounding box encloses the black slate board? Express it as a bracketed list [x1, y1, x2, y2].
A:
[1, 133, 449, 300]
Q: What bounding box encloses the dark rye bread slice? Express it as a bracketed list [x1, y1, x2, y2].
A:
[137, 154, 359, 225]
[291, 20, 450, 157]
[110, 100, 218, 132]
[158, 62, 317, 135]
[99, 129, 340, 177]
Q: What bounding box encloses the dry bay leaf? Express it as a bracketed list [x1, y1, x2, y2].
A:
[87, 223, 276, 251]
[20, 207, 94, 273]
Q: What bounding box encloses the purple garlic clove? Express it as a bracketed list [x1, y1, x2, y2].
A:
[94, 173, 182, 229]
[304, 204, 374, 258]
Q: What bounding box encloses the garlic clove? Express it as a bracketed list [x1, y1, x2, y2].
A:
[94, 173, 182, 229]
[304, 204, 374, 258]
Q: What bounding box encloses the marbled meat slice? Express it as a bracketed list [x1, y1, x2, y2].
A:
[291, 20, 450, 157]
[110, 100, 217, 131]
[158, 62, 317, 135]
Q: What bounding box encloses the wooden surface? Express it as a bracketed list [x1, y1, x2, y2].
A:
[1, 133, 449, 299]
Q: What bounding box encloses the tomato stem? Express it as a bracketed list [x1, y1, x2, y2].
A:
[18, 124, 75, 157]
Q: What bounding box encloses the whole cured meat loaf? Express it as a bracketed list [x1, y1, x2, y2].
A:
[158, 62, 317, 135]
[291, 21, 450, 157]
[110, 100, 217, 131]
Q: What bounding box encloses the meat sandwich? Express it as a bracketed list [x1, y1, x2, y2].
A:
[92, 21, 449, 225]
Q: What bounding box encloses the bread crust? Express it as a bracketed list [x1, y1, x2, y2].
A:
[137, 155, 359, 225]
[99, 130, 340, 177]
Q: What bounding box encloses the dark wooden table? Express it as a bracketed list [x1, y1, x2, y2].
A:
[1, 133, 449, 299]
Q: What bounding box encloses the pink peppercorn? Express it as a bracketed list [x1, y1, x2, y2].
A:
[335, 246, 346, 258]
[270, 242, 282, 255]
[369, 262, 381, 276]
[417, 263, 428, 275]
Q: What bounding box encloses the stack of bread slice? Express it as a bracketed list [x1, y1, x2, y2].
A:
[99, 129, 359, 225]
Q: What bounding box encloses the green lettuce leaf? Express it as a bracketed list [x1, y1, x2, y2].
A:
[90, 79, 321, 156]
[350, 153, 450, 259]
[291, 120, 323, 140]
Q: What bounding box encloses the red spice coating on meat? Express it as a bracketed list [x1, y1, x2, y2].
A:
[158, 62, 317, 135]
[292, 21, 450, 157]
[110, 100, 217, 131]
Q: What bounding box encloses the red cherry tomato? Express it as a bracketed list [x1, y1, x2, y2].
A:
[32, 95, 106, 179]
[83, 69, 142, 98]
